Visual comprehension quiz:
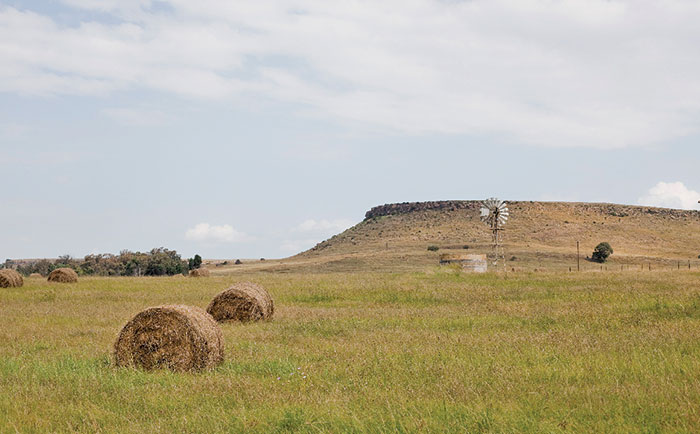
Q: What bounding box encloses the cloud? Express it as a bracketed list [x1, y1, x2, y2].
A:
[293, 218, 354, 234]
[638, 182, 700, 210]
[184, 223, 250, 243]
[3, 1, 700, 147]
[101, 107, 169, 126]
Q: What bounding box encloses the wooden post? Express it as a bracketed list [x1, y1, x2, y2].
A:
[577, 241, 580, 272]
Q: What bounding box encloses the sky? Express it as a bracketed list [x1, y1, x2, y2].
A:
[1, 0, 700, 261]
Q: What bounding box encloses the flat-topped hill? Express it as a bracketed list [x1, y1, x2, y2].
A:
[288, 201, 700, 272]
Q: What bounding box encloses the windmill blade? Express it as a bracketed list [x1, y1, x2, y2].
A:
[483, 198, 498, 208]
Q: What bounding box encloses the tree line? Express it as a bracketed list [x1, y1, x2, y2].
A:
[3, 248, 203, 277]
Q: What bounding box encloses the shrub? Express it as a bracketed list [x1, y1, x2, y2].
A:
[188, 254, 202, 270]
[592, 242, 613, 263]
[427, 245, 439, 251]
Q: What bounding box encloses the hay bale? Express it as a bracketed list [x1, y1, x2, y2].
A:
[114, 305, 224, 372]
[29, 273, 42, 278]
[0, 269, 23, 288]
[207, 282, 274, 322]
[189, 268, 210, 277]
[47, 267, 78, 283]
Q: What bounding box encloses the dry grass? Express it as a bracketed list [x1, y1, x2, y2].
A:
[113, 305, 223, 372]
[1, 270, 700, 432]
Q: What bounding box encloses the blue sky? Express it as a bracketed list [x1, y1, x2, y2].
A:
[1, 0, 699, 260]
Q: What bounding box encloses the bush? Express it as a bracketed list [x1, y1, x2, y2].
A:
[188, 254, 202, 270]
[592, 242, 613, 263]
[427, 245, 439, 251]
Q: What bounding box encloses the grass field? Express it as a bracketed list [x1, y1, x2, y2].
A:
[2, 270, 700, 432]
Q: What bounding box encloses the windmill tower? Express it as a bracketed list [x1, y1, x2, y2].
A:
[480, 198, 509, 269]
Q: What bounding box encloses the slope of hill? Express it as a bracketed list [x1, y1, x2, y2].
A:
[282, 201, 700, 272]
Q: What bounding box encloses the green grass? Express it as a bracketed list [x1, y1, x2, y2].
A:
[2, 270, 700, 432]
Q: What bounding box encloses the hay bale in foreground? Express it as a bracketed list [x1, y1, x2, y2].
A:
[207, 282, 274, 323]
[48, 268, 78, 283]
[114, 305, 223, 372]
[189, 268, 210, 277]
[0, 269, 23, 288]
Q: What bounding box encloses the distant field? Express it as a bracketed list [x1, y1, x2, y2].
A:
[2, 270, 700, 432]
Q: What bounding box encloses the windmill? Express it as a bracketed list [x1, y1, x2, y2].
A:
[480, 198, 509, 268]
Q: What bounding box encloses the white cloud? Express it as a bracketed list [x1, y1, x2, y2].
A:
[2, 1, 700, 147]
[184, 223, 250, 243]
[638, 182, 700, 210]
[293, 218, 354, 234]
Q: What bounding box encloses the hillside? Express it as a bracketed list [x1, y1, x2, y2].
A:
[279, 201, 700, 272]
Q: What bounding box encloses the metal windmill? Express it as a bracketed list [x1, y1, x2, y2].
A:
[480, 198, 509, 268]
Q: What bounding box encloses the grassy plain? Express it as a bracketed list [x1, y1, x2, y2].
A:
[2, 270, 700, 432]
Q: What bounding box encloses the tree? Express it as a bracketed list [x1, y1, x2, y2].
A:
[592, 242, 613, 263]
[188, 254, 202, 270]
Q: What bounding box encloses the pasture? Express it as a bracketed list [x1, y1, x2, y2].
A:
[2, 270, 700, 432]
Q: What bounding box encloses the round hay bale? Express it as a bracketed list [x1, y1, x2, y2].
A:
[0, 269, 23, 288]
[47, 268, 78, 283]
[29, 273, 42, 278]
[207, 282, 274, 323]
[114, 305, 223, 372]
[189, 268, 210, 277]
